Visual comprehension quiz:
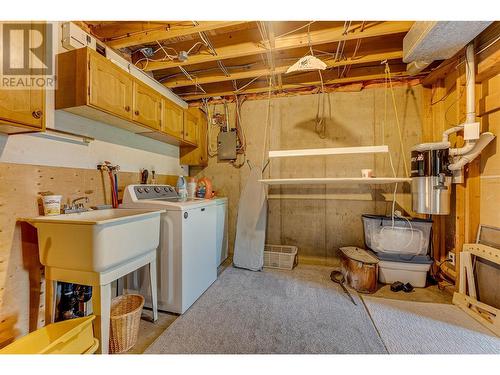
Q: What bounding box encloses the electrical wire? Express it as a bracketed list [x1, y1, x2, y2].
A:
[234, 75, 264, 93]
[341, 37, 362, 78]
[273, 21, 316, 40]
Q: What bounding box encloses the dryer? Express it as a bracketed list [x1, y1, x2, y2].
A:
[121, 184, 217, 314]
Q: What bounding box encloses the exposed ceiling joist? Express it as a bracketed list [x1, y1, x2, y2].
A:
[105, 21, 248, 49]
[140, 21, 413, 71]
[181, 68, 414, 101]
[162, 50, 403, 88]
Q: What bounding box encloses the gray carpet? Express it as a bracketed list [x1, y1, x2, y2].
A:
[363, 297, 500, 354]
[145, 265, 387, 354]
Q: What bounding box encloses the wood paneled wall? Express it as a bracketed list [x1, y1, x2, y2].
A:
[0, 162, 176, 347]
[421, 24, 500, 305]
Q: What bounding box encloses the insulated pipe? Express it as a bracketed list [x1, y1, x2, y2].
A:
[448, 132, 495, 170]
[411, 141, 450, 152]
[442, 126, 464, 143]
[450, 142, 475, 156]
[447, 43, 477, 157]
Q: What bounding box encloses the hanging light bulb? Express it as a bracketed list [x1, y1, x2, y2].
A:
[286, 55, 327, 74]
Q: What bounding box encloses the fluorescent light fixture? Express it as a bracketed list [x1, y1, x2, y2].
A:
[269, 145, 389, 158]
[286, 55, 327, 74]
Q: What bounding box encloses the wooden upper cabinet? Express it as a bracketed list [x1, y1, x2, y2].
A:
[0, 22, 45, 134]
[180, 108, 208, 167]
[88, 52, 133, 120]
[133, 83, 162, 130]
[183, 109, 199, 145]
[56, 47, 192, 145]
[0, 88, 45, 133]
[162, 99, 184, 140]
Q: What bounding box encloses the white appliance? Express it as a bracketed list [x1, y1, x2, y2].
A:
[61, 22, 98, 51]
[215, 197, 228, 266]
[121, 184, 217, 314]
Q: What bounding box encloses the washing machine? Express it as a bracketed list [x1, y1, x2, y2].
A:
[121, 184, 217, 314]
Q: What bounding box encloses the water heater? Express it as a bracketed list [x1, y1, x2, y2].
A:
[411, 145, 452, 215]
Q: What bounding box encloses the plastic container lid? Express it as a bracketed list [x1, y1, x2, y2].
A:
[361, 214, 432, 223]
[375, 252, 433, 264]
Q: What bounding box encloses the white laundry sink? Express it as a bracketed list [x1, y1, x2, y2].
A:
[26, 209, 163, 273]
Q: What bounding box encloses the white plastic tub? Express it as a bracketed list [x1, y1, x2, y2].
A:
[378, 260, 432, 287]
[362, 214, 432, 256]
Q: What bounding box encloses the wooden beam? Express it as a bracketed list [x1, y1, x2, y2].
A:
[180, 69, 412, 100]
[163, 50, 403, 88]
[265, 21, 280, 90]
[143, 21, 413, 71]
[421, 58, 459, 87]
[477, 91, 500, 116]
[105, 21, 248, 49]
[476, 45, 500, 82]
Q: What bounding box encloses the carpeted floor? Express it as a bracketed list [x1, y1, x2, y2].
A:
[362, 297, 500, 354]
[145, 265, 387, 354]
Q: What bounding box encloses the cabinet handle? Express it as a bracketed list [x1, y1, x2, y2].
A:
[125, 105, 130, 112]
[135, 110, 140, 116]
[32, 110, 43, 119]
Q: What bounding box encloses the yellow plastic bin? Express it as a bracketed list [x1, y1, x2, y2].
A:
[0, 316, 98, 354]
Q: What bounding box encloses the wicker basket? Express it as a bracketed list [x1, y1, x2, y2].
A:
[264, 244, 298, 270]
[109, 294, 144, 354]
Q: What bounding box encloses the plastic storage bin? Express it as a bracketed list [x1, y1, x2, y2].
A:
[376, 252, 432, 264]
[264, 244, 298, 270]
[378, 259, 432, 287]
[362, 214, 432, 256]
[0, 316, 98, 354]
[109, 294, 144, 354]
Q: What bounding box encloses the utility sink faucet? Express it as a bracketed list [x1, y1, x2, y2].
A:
[63, 196, 90, 214]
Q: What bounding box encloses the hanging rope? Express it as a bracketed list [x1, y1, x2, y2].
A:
[384, 62, 410, 178]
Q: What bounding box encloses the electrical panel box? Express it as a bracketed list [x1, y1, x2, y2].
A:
[218, 130, 237, 161]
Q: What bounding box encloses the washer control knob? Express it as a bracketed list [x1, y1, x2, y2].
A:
[154, 187, 161, 193]
[164, 187, 169, 192]
[137, 187, 143, 193]
[144, 187, 150, 193]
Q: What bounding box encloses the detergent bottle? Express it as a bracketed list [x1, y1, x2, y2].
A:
[176, 175, 187, 199]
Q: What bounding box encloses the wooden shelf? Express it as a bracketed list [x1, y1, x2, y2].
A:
[268, 145, 389, 158]
[259, 177, 411, 185]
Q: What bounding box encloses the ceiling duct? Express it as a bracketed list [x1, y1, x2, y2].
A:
[403, 21, 492, 75]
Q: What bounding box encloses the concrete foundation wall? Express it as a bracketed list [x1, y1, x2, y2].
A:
[193, 85, 423, 265]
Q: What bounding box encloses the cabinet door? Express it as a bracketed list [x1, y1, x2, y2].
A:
[0, 22, 45, 131]
[0, 89, 44, 129]
[183, 109, 198, 145]
[133, 82, 162, 130]
[180, 109, 208, 166]
[197, 110, 208, 165]
[88, 52, 133, 120]
[162, 99, 184, 140]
